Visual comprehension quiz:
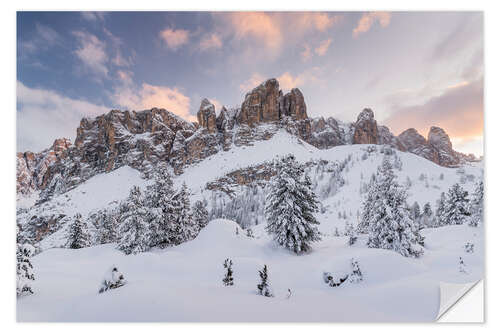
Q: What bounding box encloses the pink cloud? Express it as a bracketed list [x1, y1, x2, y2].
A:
[199, 33, 223, 51]
[240, 69, 321, 92]
[112, 83, 193, 121]
[383, 78, 483, 141]
[239, 73, 266, 92]
[277, 72, 305, 90]
[116, 70, 133, 85]
[295, 12, 344, 32]
[315, 38, 332, 56]
[353, 12, 392, 38]
[159, 28, 190, 50]
[301, 44, 312, 62]
[225, 12, 283, 53]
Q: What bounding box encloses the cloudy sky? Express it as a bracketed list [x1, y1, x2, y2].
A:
[17, 11, 483, 156]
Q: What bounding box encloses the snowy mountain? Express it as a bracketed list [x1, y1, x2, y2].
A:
[16, 78, 484, 322]
[17, 126, 483, 250]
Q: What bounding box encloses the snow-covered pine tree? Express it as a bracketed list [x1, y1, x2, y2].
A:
[246, 228, 254, 238]
[422, 202, 433, 227]
[265, 154, 321, 254]
[222, 258, 234, 286]
[411, 202, 421, 222]
[145, 167, 175, 248]
[345, 220, 357, 246]
[435, 192, 447, 226]
[170, 183, 198, 245]
[365, 156, 423, 258]
[348, 258, 363, 283]
[88, 210, 106, 245]
[99, 210, 118, 244]
[469, 180, 484, 227]
[358, 173, 379, 234]
[443, 183, 471, 225]
[257, 264, 273, 297]
[192, 200, 209, 230]
[67, 213, 89, 249]
[459, 257, 467, 274]
[117, 186, 152, 255]
[16, 228, 35, 297]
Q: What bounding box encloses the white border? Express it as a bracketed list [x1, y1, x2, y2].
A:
[2, 0, 498, 332]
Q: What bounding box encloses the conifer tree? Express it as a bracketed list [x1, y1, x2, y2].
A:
[67, 213, 89, 249]
[365, 157, 423, 258]
[411, 202, 421, 222]
[435, 192, 447, 226]
[443, 183, 471, 225]
[358, 173, 378, 234]
[170, 183, 198, 245]
[459, 256, 467, 274]
[16, 228, 35, 297]
[222, 258, 234, 286]
[146, 168, 176, 248]
[100, 210, 118, 244]
[469, 180, 484, 227]
[422, 202, 433, 227]
[192, 200, 209, 230]
[348, 259, 363, 283]
[265, 154, 321, 254]
[117, 186, 151, 255]
[345, 220, 357, 246]
[257, 264, 273, 297]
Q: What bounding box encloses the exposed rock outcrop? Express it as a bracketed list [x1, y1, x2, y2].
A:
[16, 138, 72, 196]
[280, 88, 308, 121]
[428, 126, 460, 166]
[238, 78, 281, 126]
[197, 99, 217, 133]
[353, 108, 378, 144]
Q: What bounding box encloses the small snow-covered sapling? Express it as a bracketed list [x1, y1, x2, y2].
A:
[222, 258, 234, 286]
[99, 266, 126, 293]
[459, 257, 468, 274]
[257, 265, 273, 297]
[349, 259, 363, 283]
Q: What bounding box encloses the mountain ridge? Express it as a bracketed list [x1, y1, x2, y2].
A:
[16, 78, 478, 199]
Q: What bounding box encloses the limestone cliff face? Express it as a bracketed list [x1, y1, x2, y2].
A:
[353, 108, 378, 144]
[238, 78, 281, 126]
[197, 99, 217, 133]
[16, 138, 72, 196]
[17, 77, 477, 200]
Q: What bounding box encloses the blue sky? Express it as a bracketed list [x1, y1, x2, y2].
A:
[17, 11, 483, 156]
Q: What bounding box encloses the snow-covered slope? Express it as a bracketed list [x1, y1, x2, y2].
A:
[18, 219, 483, 322]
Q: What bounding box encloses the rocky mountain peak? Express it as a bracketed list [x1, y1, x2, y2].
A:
[51, 138, 72, 154]
[356, 108, 375, 123]
[353, 108, 378, 144]
[197, 99, 217, 133]
[238, 78, 282, 127]
[428, 126, 453, 151]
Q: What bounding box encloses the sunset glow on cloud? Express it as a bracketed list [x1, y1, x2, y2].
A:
[17, 11, 483, 156]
